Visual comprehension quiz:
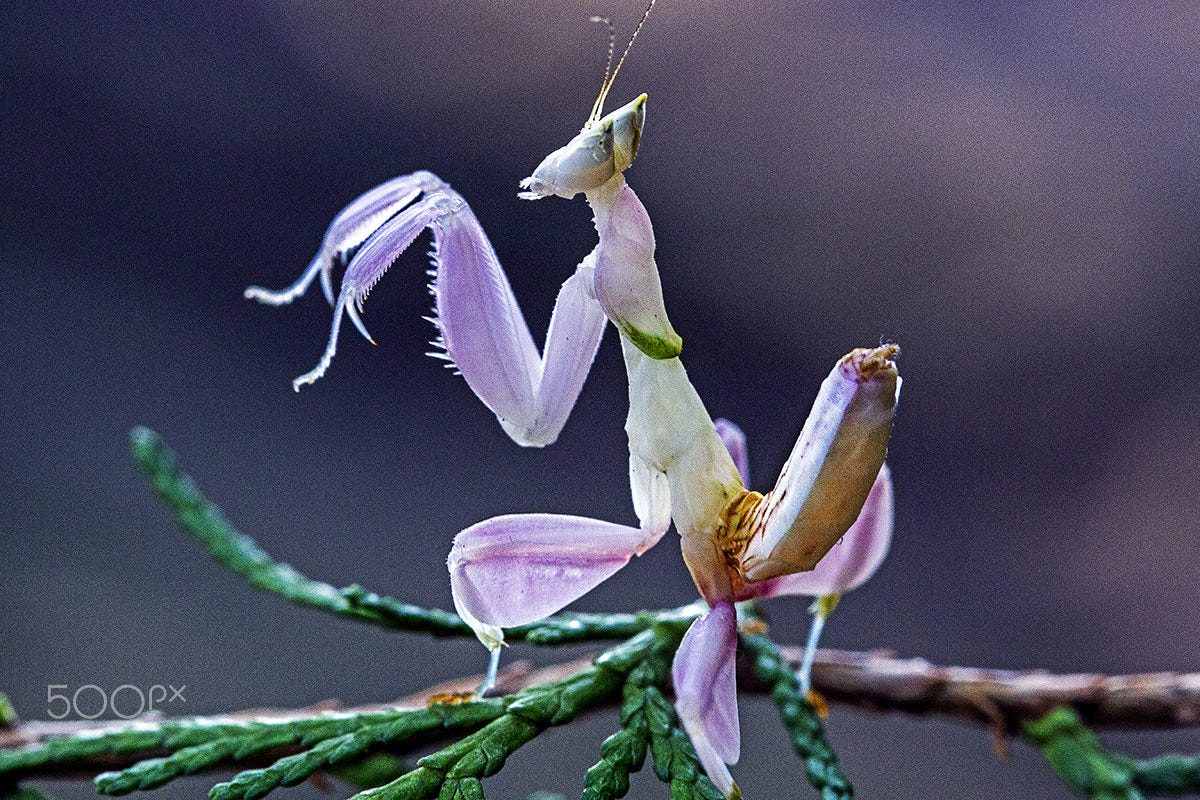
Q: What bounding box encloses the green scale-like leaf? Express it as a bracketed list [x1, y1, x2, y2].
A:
[1024, 708, 1200, 799]
[741, 632, 854, 799]
[206, 704, 507, 800]
[128, 428, 704, 648]
[581, 659, 662, 800]
[348, 632, 665, 800]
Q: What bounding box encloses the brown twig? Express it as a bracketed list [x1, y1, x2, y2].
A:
[804, 648, 1200, 734]
[4, 649, 1198, 780]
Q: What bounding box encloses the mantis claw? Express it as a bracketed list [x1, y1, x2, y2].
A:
[344, 294, 376, 346]
[319, 259, 336, 307]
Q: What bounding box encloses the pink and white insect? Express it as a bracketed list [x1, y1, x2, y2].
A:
[246, 9, 900, 796]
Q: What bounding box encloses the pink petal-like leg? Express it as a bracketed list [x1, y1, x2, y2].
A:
[672, 601, 740, 798]
[429, 195, 608, 444]
[713, 418, 749, 488]
[246, 172, 608, 447]
[749, 464, 894, 692]
[447, 511, 657, 686]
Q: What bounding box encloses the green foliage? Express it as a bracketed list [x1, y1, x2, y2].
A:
[0, 695, 17, 729]
[582, 661, 655, 800]
[8, 428, 1197, 800]
[332, 754, 408, 791]
[205, 706, 502, 800]
[1023, 708, 1200, 799]
[581, 641, 723, 800]
[0, 704, 497, 786]
[128, 427, 697, 646]
[340, 631, 671, 800]
[642, 690, 726, 800]
[741, 633, 854, 799]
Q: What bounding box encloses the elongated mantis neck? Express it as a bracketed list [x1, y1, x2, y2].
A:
[584, 172, 627, 217]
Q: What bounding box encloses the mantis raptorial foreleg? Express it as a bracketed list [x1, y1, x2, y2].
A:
[246, 171, 608, 447]
[246, 90, 680, 450]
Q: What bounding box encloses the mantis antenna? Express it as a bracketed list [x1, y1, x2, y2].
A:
[588, 15, 617, 103]
[587, 0, 657, 124]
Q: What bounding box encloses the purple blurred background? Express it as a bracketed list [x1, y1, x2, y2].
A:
[3, 1, 1199, 797]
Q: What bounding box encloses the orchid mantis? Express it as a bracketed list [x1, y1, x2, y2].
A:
[246, 18, 900, 797]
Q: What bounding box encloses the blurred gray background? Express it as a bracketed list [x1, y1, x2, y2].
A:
[3, 1, 1199, 798]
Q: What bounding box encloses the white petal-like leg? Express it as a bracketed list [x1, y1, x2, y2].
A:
[247, 171, 608, 447]
[629, 451, 671, 553]
[672, 601, 741, 798]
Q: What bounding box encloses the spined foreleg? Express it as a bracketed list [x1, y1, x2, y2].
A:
[246, 173, 608, 447]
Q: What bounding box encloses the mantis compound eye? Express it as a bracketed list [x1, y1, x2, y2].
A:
[606, 93, 645, 172]
[519, 94, 646, 200]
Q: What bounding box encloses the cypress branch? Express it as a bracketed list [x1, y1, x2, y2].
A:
[582, 658, 662, 799]
[345, 631, 662, 800]
[129, 427, 699, 645]
[742, 632, 854, 800]
[1024, 708, 1200, 798]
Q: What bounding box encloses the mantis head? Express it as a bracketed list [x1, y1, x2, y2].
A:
[519, 94, 647, 200]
